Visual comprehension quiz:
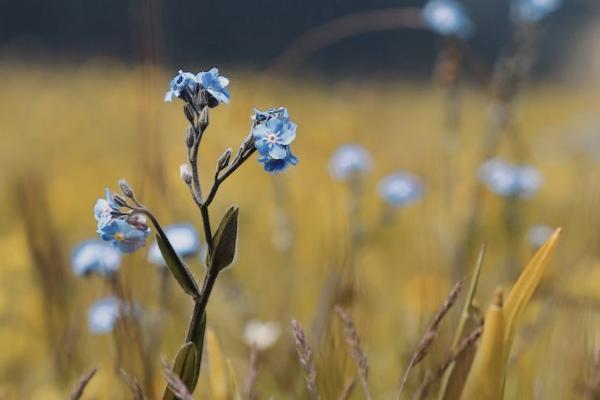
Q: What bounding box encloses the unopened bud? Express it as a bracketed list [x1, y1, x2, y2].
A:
[180, 164, 193, 185]
[113, 194, 128, 207]
[184, 104, 195, 124]
[199, 107, 209, 130]
[185, 127, 195, 148]
[118, 178, 134, 198]
[217, 148, 232, 169]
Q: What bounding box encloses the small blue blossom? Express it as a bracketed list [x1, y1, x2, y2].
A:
[88, 297, 120, 335]
[511, 0, 561, 23]
[196, 68, 230, 105]
[422, 0, 474, 39]
[147, 223, 202, 267]
[94, 188, 120, 228]
[378, 172, 424, 207]
[97, 218, 151, 254]
[164, 70, 198, 102]
[252, 107, 298, 173]
[479, 158, 542, 199]
[527, 224, 554, 248]
[72, 239, 122, 277]
[329, 144, 373, 181]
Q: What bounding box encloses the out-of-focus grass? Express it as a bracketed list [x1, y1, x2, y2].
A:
[0, 61, 599, 398]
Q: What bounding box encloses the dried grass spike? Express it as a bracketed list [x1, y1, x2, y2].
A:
[69, 367, 98, 400]
[291, 319, 320, 400]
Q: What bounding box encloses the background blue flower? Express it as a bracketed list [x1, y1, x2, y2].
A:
[329, 144, 373, 181]
[72, 239, 122, 277]
[511, 0, 562, 23]
[87, 297, 120, 335]
[147, 223, 202, 267]
[378, 172, 424, 207]
[422, 0, 475, 39]
[479, 158, 542, 199]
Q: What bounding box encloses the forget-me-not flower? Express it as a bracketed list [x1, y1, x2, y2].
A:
[147, 223, 202, 267]
[378, 172, 424, 207]
[94, 188, 121, 228]
[196, 68, 230, 105]
[329, 144, 373, 181]
[252, 107, 299, 173]
[422, 0, 475, 39]
[88, 297, 120, 335]
[98, 219, 151, 254]
[511, 0, 561, 23]
[479, 158, 542, 199]
[164, 70, 199, 102]
[72, 239, 122, 277]
[527, 224, 554, 248]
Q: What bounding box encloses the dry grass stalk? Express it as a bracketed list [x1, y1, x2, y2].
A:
[243, 343, 259, 400]
[338, 376, 357, 400]
[334, 305, 372, 400]
[69, 367, 98, 400]
[291, 319, 320, 400]
[162, 359, 194, 400]
[413, 326, 483, 400]
[397, 280, 465, 399]
[119, 369, 146, 400]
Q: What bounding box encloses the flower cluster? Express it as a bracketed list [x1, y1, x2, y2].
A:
[329, 144, 373, 181]
[479, 158, 542, 199]
[94, 188, 151, 253]
[511, 0, 561, 23]
[252, 107, 299, 173]
[164, 68, 230, 106]
[147, 223, 203, 267]
[378, 172, 424, 207]
[422, 0, 474, 39]
[72, 239, 122, 277]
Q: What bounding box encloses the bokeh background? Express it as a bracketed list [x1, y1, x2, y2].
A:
[2, 0, 600, 399]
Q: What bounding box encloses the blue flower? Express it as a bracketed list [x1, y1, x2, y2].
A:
[252, 107, 298, 173]
[97, 218, 151, 254]
[378, 172, 424, 207]
[422, 0, 475, 39]
[72, 239, 122, 277]
[147, 223, 202, 267]
[479, 158, 542, 199]
[527, 224, 554, 248]
[197, 68, 230, 105]
[88, 297, 120, 335]
[511, 0, 561, 23]
[94, 188, 120, 228]
[164, 70, 199, 102]
[329, 144, 373, 181]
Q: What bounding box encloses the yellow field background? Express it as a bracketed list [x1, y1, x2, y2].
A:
[1, 61, 600, 398]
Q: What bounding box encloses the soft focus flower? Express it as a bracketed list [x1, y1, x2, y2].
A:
[196, 68, 230, 105]
[252, 107, 298, 173]
[378, 172, 424, 207]
[97, 218, 151, 253]
[479, 158, 542, 199]
[88, 297, 120, 335]
[422, 0, 474, 39]
[164, 70, 198, 102]
[243, 320, 281, 350]
[527, 224, 554, 248]
[329, 144, 373, 181]
[511, 0, 561, 23]
[72, 239, 121, 277]
[147, 223, 202, 267]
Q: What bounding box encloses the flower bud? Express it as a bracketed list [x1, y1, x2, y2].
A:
[180, 164, 193, 185]
[199, 107, 209, 130]
[185, 127, 195, 148]
[217, 148, 232, 170]
[112, 194, 128, 207]
[118, 178, 134, 198]
[184, 104, 195, 124]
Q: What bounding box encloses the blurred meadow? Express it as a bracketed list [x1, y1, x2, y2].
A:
[2, 1, 600, 399]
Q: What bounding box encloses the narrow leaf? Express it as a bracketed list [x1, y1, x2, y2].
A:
[189, 311, 206, 392]
[156, 231, 200, 299]
[460, 290, 505, 400]
[163, 342, 198, 400]
[207, 206, 239, 272]
[207, 328, 228, 400]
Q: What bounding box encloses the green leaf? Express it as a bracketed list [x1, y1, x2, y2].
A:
[188, 311, 206, 392]
[163, 342, 198, 400]
[207, 206, 239, 272]
[156, 228, 201, 299]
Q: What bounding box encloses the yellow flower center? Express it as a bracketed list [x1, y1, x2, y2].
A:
[114, 233, 125, 241]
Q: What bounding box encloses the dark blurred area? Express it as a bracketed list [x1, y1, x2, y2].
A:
[0, 0, 597, 77]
